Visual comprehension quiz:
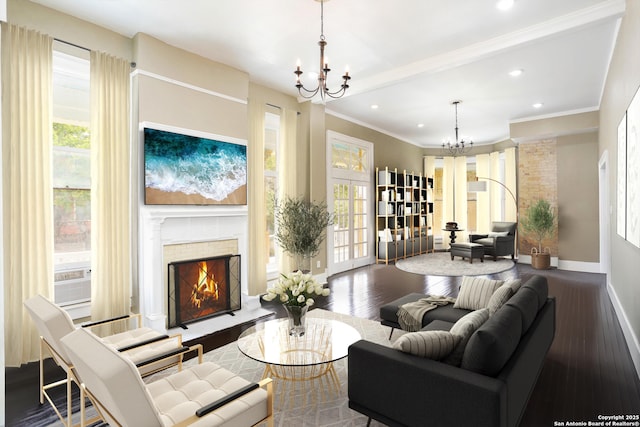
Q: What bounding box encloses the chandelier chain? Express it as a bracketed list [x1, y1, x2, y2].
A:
[442, 100, 473, 156]
[294, 0, 350, 101]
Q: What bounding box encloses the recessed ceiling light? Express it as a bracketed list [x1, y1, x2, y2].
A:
[417, 123, 425, 128]
[533, 102, 543, 109]
[509, 69, 523, 77]
[371, 104, 379, 110]
[496, 0, 514, 11]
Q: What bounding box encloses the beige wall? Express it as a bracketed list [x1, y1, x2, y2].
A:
[8, 0, 132, 60]
[600, 0, 640, 364]
[557, 132, 600, 262]
[509, 113, 600, 263]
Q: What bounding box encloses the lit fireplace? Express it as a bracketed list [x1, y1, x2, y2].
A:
[167, 254, 241, 328]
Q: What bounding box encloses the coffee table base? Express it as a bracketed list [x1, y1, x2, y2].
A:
[262, 361, 342, 408]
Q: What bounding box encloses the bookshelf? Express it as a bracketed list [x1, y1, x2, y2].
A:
[376, 167, 434, 264]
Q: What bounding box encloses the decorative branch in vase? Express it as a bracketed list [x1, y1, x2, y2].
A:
[274, 196, 334, 272]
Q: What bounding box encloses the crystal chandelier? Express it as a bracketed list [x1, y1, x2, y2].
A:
[294, 0, 351, 101]
[442, 100, 473, 156]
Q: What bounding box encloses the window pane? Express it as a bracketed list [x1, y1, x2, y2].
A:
[54, 189, 91, 254]
[53, 49, 91, 264]
[331, 142, 350, 169]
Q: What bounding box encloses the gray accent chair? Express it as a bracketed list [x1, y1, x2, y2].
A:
[469, 221, 517, 261]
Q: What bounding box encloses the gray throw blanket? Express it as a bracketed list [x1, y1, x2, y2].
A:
[397, 296, 457, 332]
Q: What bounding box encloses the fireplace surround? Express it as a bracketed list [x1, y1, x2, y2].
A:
[138, 206, 248, 333]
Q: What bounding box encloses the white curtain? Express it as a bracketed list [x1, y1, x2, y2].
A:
[490, 151, 501, 221]
[504, 147, 518, 222]
[454, 156, 468, 242]
[475, 154, 491, 233]
[247, 98, 267, 295]
[90, 51, 131, 321]
[2, 24, 54, 366]
[278, 108, 298, 273]
[442, 157, 455, 244]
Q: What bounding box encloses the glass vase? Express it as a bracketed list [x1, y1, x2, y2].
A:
[284, 304, 308, 337]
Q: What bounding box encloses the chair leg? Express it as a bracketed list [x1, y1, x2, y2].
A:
[366, 417, 372, 427]
[388, 327, 395, 340]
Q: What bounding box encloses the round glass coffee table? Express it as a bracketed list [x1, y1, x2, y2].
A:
[237, 316, 361, 406]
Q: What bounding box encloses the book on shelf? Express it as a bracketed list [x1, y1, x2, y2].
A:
[378, 228, 393, 242]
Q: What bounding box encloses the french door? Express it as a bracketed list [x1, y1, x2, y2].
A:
[327, 132, 374, 276]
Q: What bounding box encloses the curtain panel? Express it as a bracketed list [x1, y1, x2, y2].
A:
[247, 98, 267, 295]
[2, 24, 54, 366]
[89, 51, 131, 322]
[277, 108, 298, 274]
[475, 154, 491, 233]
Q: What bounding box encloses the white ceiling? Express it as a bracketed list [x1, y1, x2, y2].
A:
[32, 0, 624, 147]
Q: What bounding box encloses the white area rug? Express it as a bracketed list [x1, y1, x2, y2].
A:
[395, 251, 515, 276]
[149, 309, 404, 427]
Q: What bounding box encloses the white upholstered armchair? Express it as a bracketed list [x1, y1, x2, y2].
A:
[60, 328, 274, 427]
[23, 295, 200, 427]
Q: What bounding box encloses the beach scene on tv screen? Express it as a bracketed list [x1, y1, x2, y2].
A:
[144, 127, 247, 205]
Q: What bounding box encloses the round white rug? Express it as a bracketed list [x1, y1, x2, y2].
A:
[395, 252, 515, 276]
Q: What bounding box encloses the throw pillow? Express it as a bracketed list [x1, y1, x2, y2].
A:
[392, 330, 459, 360]
[505, 278, 523, 293]
[443, 308, 490, 366]
[488, 231, 509, 238]
[454, 276, 504, 310]
[486, 284, 514, 316]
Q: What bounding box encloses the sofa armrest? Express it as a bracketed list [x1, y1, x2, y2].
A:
[348, 340, 507, 427]
[469, 233, 488, 242]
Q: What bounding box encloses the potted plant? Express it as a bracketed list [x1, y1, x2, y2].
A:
[275, 196, 334, 272]
[520, 199, 556, 269]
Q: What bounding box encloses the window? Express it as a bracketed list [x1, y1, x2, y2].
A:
[264, 112, 280, 276]
[52, 45, 91, 310]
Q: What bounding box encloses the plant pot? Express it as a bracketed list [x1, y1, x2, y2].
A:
[531, 248, 551, 269]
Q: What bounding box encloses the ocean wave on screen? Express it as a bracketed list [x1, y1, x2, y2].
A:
[145, 138, 246, 201]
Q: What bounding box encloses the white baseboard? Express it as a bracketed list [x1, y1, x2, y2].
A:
[517, 255, 600, 273]
[607, 281, 640, 380]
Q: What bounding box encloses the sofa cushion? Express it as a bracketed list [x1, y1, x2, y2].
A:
[420, 320, 455, 332]
[422, 304, 471, 325]
[486, 284, 514, 316]
[521, 275, 548, 310]
[488, 231, 509, 238]
[504, 286, 539, 333]
[443, 308, 490, 366]
[461, 304, 522, 376]
[454, 276, 504, 310]
[392, 330, 459, 360]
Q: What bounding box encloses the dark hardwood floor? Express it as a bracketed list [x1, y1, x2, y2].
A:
[6, 262, 640, 426]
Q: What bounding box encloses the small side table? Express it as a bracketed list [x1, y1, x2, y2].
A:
[442, 228, 465, 245]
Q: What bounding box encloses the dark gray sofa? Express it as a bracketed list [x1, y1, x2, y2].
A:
[348, 275, 555, 427]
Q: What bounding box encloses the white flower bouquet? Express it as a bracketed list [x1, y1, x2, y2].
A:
[262, 270, 330, 307]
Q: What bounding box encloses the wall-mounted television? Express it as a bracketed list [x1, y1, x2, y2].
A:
[143, 125, 247, 205]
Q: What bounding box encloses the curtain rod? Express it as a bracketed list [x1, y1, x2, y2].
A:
[53, 37, 90, 52]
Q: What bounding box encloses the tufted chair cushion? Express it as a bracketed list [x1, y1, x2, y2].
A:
[61, 328, 270, 427]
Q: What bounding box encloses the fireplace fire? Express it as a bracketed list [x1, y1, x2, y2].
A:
[167, 254, 241, 328]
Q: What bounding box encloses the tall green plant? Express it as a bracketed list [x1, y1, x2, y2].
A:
[275, 196, 334, 262]
[520, 199, 555, 253]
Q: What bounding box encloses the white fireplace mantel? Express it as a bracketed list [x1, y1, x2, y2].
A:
[138, 205, 248, 332]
